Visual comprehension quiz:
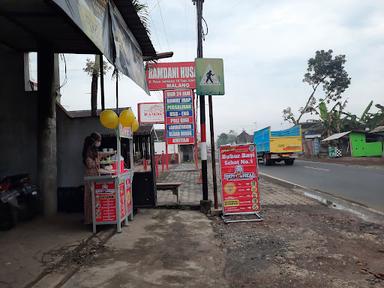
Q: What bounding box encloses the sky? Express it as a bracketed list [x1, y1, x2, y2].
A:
[37, 0, 384, 135]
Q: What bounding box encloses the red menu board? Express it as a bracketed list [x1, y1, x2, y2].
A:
[95, 182, 117, 223]
[119, 183, 126, 219]
[94, 177, 131, 224]
[126, 177, 133, 215]
[219, 144, 260, 214]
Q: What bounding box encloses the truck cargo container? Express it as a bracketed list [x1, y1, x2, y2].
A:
[254, 125, 302, 165]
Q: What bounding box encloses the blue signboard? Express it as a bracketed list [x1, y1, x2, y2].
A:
[164, 89, 195, 145]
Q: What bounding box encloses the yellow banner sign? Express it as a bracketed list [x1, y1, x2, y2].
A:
[270, 136, 302, 153]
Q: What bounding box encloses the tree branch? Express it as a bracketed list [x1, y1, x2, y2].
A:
[296, 82, 321, 123]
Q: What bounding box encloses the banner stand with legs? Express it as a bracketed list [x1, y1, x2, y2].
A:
[219, 143, 263, 224]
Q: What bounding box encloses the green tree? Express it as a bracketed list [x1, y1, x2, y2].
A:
[283, 49, 351, 125]
[318, 100, 347, 136]
[83, 56, 111, 116]
[132, 0, 150, 35]
[341, 101, 384, 131]
[216, 130, 238, 147]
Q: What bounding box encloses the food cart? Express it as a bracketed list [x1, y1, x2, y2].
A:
[84, 125, 134, 233]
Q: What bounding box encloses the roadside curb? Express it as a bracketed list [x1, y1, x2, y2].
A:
[259, 172, 309, 190]
[26, 228, 115, 288]
[260, 172, 384, 224]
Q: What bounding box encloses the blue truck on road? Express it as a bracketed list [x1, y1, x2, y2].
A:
[254, 125, 303, 166]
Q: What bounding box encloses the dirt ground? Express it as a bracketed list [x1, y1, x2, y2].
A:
[212, 181, 384, 288]
[10, 178, 383, 288]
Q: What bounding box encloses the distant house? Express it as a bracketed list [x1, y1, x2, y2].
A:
[300, 120, 323, 137]
[236, 130, 253, 144]
[322, 130, 383, 157]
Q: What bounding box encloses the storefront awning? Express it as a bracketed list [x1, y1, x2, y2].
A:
[370, 126, 384, 134]
[322, 131, 351, 142]
[0, 0, 156, 92]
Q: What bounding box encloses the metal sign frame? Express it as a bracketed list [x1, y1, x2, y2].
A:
[219, 143, 263, 223]
[146, 62, 196, 91]
[163, 89, 195, 145]
[195, 58, 225, 96]
[137, 102, 165, 124]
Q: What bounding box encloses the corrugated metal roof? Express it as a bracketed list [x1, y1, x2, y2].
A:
[0, 0, 156, 57]
[322, 131, 351, 142]
[57, 103, 131, 119]
[305, 134, 321, 139]
[115, 1, 156, 57]
[134, 124, 153, 136]
[370, 126, 384, 134]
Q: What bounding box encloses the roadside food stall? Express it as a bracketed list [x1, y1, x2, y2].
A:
[84, 109, 139, 233]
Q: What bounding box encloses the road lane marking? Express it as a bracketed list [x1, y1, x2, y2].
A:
[304, 166, 330, 172]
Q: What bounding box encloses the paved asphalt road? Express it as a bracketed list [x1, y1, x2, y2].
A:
[260, 159, 384, 213]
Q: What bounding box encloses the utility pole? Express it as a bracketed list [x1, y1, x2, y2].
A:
[209, 96, 218, 209]
[193, 0, 211, 212]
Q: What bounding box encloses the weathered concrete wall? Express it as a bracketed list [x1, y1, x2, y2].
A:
[56, 107, 110, 187]
[0, 47, 38, 181]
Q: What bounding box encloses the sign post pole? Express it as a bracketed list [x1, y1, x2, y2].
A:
[165, 141, 169, 170]
[193, 92, 199, 170]
[194, 0, 210, 209]
[208, 95, 218, 209]
[163, 92, 168, 171]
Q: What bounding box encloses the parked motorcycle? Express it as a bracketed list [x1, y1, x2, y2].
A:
[0, 174, 40, 230]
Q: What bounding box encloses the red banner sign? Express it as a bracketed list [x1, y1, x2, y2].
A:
[146, 62, 196, 91]
[125, 176, 133, 215]
[95, 182, 117, 223]
[94, 177, 132, 223]
[220, 144, 260, 214]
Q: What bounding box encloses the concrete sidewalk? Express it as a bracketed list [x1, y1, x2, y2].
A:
[61, 209, 227, 288]
[0, 214, 95, 288]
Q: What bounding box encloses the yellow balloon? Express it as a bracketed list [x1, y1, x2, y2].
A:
[119, 108, 135, 127]
[100, 110, 119, 129]
[132, 118, 139, 132]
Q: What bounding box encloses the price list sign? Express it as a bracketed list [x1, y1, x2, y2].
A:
[219, 144, 260, 214]
[95, 182, 117, 223]
[164, 89, 195, 145]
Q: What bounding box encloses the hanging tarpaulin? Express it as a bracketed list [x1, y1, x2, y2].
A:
[51, 0, 148, 93]
[108, 2, 148, 92]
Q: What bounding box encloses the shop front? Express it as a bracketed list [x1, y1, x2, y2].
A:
[0, 1, 157, 222]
